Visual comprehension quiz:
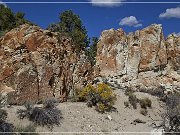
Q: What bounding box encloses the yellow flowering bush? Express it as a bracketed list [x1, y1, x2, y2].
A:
[78, 84, 96, 101]
[78, 83, 117, 113]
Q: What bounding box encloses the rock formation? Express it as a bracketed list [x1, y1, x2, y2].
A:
[0, 24, 93, 104]
[0, 24, 179, 104]
[96, 24, 180, 90]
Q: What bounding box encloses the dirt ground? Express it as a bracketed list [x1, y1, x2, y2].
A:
[4, 90, 166, 135]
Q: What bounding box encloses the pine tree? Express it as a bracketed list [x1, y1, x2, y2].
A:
[48, 10, 90, 52]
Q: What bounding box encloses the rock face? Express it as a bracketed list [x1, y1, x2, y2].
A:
[166, 34, 180, 72]
[96, 24, 180, 89]
[0, 24, 93, 104]
[0, 24, 179, 104]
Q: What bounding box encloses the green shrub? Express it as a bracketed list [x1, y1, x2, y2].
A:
[128, 93, 138, 109]
[17, 98, 62, 129]
[78, 83, 117, 113]
[139, 98, 152, 109]
[140, 108, 148, 116]
[0, 4, 32, 38]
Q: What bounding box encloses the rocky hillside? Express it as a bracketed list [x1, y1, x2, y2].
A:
[0, 24, 93, 104]
[0, 24, 179, 105]
[96, 24, 180, 91]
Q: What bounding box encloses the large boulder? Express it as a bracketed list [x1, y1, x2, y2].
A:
[0, 24, 93, 104]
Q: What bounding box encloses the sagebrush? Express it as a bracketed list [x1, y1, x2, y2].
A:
[128, 93, 138, 109]
[139, 97, 152, 109]
[162, 93, 180, 133]
[17, 98, 62, 129]
[78, 83, 117, 113]
[0, 94, 14, 133]
[15, 124, 38, 135]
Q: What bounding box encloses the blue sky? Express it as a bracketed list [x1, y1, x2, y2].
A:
[0, 0, 180, 38]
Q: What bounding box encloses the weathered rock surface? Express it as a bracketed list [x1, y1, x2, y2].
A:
[96, 24, 180, 90]
[0, 24, 93, 104]
[166, 34, 180, 72]
[0, 23, 179, 104]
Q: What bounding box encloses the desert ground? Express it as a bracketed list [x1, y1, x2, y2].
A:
[4, 89, 165, 135]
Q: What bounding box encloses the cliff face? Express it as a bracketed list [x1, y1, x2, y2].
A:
[166, 34, 180, 71]
[96, 24, 180, 89]
[0, 24, 179, 104]
[0, 24, 93, 104]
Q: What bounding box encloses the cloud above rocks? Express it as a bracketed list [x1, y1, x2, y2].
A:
[159, 7, 180, 19]
[0, 0, 6, 7]
[90, 0, 125, 7]
[119, 16, 142, 27]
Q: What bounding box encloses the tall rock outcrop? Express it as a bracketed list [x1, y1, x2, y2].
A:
[96, 28, 127, 77]
[96, 24, 180, 89]
[0, 24, 93, 104]
[166, 34, 180, 72]
[0, 24, 179, 104]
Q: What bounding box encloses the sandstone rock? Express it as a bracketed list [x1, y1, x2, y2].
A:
[96, 28, 127, 77]
[96, 24, 180, 90]
[138, 24, 167, 72]
[1, 23, 179, 104]
[0, 24, 93, 104]
[166, 34, 180, 71]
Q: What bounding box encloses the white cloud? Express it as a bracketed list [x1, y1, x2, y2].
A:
[159, 7, 180, 19]
[90, 0, 125, 7]
[0, 0, 7, 7]
[119, 16, 142, 27]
